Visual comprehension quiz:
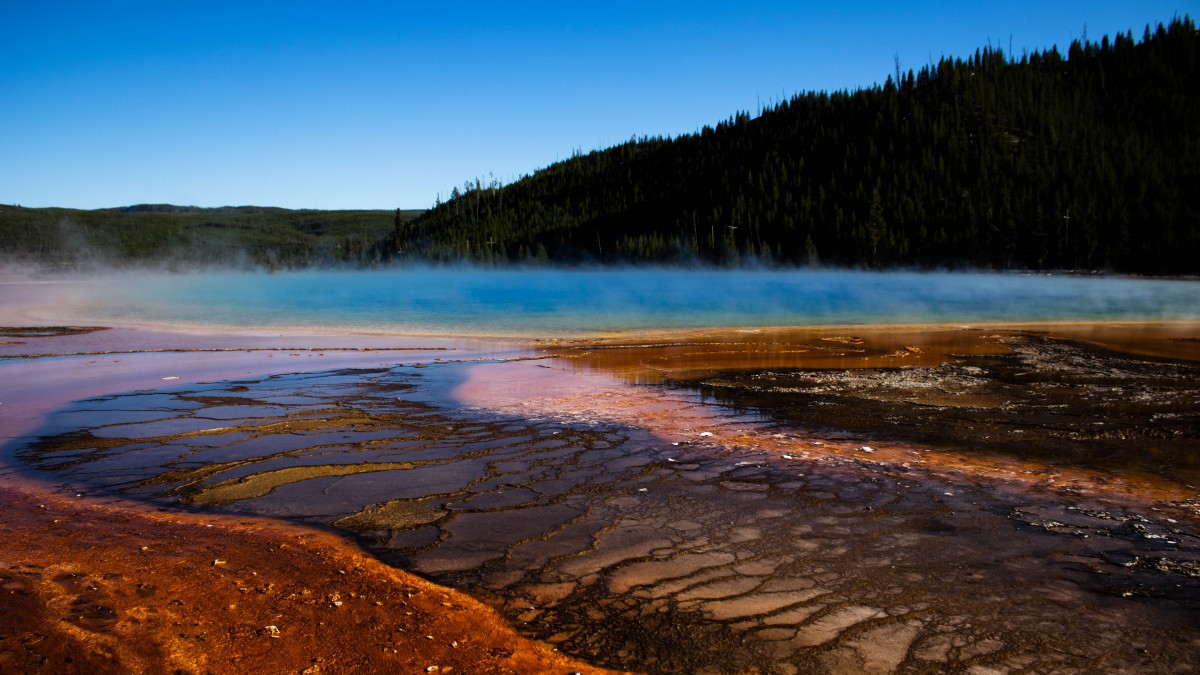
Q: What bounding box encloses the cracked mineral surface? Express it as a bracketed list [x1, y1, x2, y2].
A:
[13, 325, 1200, 673]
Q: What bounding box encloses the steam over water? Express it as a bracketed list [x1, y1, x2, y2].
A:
[51, 269, 1200, 334]
[9, 268, 1200, 672]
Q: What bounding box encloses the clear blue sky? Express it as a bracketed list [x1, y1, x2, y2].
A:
[1, 1, 1191, 210]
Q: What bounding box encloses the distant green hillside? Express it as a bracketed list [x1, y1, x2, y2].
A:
[392, 17, 1199, 274]
[0, 204, 423, 269]
[6, 19, 1196, 274]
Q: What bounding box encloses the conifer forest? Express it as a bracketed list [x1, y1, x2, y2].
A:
[391, 18, 1199, 274]
[3, 18, 1197, 274]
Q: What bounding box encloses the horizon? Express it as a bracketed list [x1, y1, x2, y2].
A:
[2, 2, 1191, 211]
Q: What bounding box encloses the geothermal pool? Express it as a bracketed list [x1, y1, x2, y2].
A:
[4, 271, 1200, 673]
[23, 268, 1200, 334]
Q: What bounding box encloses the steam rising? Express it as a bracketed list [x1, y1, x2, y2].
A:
[9, 268, 1200, 337]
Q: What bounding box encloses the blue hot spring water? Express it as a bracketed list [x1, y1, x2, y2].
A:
[67, 269, 1200, 335]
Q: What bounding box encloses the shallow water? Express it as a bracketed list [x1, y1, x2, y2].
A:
[17, 342, 1200, 673]
[6, 272, 1200, 672]
[38, 269, 1200, 335]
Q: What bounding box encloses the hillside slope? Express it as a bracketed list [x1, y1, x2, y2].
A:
[0, 205, 422, 270]
[394, 17, 1199, 274]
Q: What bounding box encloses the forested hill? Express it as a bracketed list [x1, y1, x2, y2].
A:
[391, 17, 1199, 274]
[0, 204, 421, 269]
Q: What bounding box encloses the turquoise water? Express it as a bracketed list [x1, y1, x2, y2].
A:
[67, 269, 1200, 335]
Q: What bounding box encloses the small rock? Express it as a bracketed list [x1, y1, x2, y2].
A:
[212, 559, 226, 566]
[263, 625, 281, 638]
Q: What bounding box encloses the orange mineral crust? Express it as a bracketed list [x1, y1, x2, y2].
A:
[0, 474, 620, 675]
[543, 321, 1200, 384]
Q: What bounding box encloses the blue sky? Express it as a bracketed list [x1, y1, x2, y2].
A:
[1, 1, 1191, 210]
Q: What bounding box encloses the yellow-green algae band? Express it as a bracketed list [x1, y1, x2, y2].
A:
[336, 497, 448, 531]
[188, 461, 420, 505]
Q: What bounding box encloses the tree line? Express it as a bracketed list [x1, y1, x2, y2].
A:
[5, 19, 1195, 274]
[388, 17, 1199, 274]
[0, 204, 421, 270]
